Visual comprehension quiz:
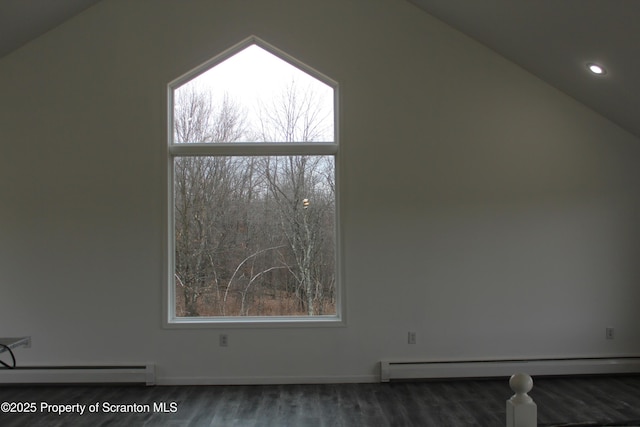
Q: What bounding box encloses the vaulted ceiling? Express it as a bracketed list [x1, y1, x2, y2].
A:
[0, 0, 102, 58]
[409, 0, 640, 139]
[1, 0, 639, 139]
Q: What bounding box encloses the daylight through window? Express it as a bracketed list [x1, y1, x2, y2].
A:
[167, 38, 339, 323]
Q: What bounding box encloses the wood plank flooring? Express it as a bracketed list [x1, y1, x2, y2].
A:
[1, 375, 639, 426]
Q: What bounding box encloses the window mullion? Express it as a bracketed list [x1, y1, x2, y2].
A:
[169, 143, 337, 157]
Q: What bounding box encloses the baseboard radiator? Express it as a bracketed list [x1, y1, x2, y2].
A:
[0, 363, 155, 385]
[380, 357, 640, 382]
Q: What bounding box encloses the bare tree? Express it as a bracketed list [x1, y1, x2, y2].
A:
[258, 80, 336, 315]
[173, 87, 250, 316]
[174, 86, 247, 143]
[258, 78, 333, 143]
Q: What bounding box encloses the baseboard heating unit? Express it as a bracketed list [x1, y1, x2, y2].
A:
[380, 357, 640, 382]
[0, 363, 155, 385]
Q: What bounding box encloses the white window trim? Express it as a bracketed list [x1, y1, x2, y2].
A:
[163, 36, 344, 328]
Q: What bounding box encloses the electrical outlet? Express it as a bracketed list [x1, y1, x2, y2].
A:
[606, 327, 614, 340]
[408, 331, 417, 345]
[219, 334, 229, 347]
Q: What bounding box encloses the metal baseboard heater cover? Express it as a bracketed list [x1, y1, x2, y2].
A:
[380, 357, 640, 382]
[0, 363, 155, 385]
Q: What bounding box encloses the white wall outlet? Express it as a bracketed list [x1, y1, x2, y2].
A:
[408, 331, 417, 344]
[606, 327, 614, 340]
[219, 334, 229, 347]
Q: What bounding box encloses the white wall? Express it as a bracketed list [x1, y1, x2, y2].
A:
[1, 0, 639, 384]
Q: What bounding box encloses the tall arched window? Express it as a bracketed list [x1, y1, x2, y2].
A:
[166, 36, 340, 325]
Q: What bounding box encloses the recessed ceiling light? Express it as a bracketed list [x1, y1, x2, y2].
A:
[587, 63, 606, 75]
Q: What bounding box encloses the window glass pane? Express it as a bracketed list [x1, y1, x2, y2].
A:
[173, 155, 336, 317]
[173, 45, 334, 144]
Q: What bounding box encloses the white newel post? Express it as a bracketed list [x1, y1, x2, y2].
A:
[506, 373, 537, 427]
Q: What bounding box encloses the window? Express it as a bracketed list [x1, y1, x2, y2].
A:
[166, 37, 340, 325]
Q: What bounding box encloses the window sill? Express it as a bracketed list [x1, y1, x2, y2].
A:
[164, 315, 345, 329]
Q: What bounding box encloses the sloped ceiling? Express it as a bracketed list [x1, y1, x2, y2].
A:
[0, 0, 102, 58]
[1, 0, 639, 139]
[409, 0, 640, 139]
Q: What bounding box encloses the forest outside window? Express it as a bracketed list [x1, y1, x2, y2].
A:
[167, 37, 340, 325]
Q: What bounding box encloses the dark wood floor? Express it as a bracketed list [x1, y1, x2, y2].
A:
[1, 375, 640, 426]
